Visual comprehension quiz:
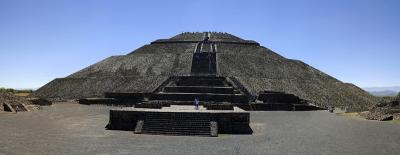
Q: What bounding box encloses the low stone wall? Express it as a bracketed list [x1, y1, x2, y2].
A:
[107, 110, 143, 131]
[134, 101, 171, 109]
[205, 103, 234, 110]
[216, 113, 251, 134]
[106, 109, 252, 135]
[78, 98, 119, 105]
[258, 91, 300, 103]
[27, 98, 52, 106]
[250, 103, 292, 111]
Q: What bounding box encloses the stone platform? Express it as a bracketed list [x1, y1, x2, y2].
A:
[106, 105, 252, 137]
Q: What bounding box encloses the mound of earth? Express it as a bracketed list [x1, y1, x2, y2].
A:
[0, 92, 37, 112]
[361, 99, 400, 121]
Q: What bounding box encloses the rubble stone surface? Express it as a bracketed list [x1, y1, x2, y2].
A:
[362, 100, 400, 121]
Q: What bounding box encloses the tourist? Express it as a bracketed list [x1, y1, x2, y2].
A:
[195, 98, 199, 110]
[329, 106, 335, 113]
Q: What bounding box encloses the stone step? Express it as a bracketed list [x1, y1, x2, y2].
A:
[145, 114, 210, 117]
[144, 123, 211, 126]
[162, 86, 235, 94]
[143, 123, 211, 126]
[143, 123, 211, 127]
[145, 121, 209, 123]
[143, 124, 210, 127]
[151, 93, 248, 103]
[144, 119, 210, 122]
[145, 114, 212, 120]
[142, 127, 210, 130]
[142, 126, 211, 131]
[172, 118, 210, 121]
[174, 76, 226, 87]
[142, 128, 211, 132]
[142, 122, 211, 125]
[142, 128, 211, 135]
[141, 112, 213, 136]
[142, 130, 211, 136]
[142, 130, 211, 134]
[145, 115, 211, 118]
[144, 120, 210, 123]
[191, 52, 217, 75]
[142, 126, 210, 131]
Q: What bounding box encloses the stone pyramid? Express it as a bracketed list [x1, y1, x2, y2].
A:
[34, 32, 378, 111]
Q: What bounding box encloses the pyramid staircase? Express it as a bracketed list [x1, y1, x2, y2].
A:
[151, 76, 248, 103]
[135, 112, 217, 136]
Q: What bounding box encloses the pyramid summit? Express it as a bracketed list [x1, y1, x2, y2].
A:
[34, 32, 378, 111]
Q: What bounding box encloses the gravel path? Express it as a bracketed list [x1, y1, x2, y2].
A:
[0, 102, 399, 155]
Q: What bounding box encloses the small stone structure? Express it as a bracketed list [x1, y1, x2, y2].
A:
[106, 105, 251, 137]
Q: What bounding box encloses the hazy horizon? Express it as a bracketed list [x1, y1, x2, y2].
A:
[1, 0, 400, 89]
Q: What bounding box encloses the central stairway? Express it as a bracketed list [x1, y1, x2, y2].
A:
[139, 112, 214, 136]
[152, 33, 249, 104]
[152, 76, 248, 103]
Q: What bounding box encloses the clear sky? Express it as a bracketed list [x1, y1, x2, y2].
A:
[0, 0, 399, 89]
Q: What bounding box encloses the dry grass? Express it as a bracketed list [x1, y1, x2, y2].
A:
[14, 93, 31, 97]
[336, 112, 367, 121]
[388, 119, 400, 124]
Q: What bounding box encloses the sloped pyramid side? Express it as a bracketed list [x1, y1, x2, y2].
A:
[34, 43, 196, 99]
[215, 43, 378, 111]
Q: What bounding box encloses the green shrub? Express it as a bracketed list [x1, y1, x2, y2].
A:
[0, 88, 33, 94]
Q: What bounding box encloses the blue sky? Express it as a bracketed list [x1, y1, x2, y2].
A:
[0, 0, 399, 89]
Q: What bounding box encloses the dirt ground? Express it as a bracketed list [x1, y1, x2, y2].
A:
[0, 102, 399, 155]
